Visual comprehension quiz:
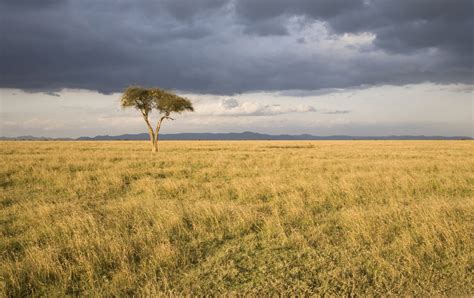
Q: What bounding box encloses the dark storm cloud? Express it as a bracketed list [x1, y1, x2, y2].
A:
[161, 0, 227, 21]
[242, 17, 289, 36]
[0, 0, 472, 94]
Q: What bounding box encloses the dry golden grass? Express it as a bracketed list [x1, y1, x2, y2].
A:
[1, 140, 473, 295]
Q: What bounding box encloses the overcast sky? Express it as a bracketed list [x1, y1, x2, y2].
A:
[1, 0, 473, 137]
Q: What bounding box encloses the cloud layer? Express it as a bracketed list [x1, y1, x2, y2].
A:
[1, 83, 471, 137]
[1, 0, 472, 94]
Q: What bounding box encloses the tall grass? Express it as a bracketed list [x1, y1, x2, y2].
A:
[1, 140, 472, 295]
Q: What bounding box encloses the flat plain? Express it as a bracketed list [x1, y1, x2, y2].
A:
[1, 140, 473, 295]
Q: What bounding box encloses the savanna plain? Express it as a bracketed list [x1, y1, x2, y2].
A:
[1, 140, 473, 296]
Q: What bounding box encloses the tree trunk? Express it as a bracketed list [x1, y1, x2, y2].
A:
[151, 134, 157, 152]
[143, 115, 157, 152]
[154, 131, 159, 151]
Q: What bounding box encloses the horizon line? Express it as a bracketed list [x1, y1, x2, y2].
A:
[1, 131, 472, 140]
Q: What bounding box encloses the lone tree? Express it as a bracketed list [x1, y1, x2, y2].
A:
[120, 86, 194, 152]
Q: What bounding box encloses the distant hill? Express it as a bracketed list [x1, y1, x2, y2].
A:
[1, 131, 471, 141]
[0, 135, 73, 141]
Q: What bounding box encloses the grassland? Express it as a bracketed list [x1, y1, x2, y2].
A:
[1, 140, 473, 296]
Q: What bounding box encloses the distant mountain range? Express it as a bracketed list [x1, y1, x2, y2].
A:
[1, 131, 472, 141]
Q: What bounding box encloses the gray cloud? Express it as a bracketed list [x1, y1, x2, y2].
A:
[196, 98, 317, 116]
[236, 0, 473, 54]
[242, 17, 289, 36]
[234, 0, 364, 22]
[221, 98, 239, 109]
[321, 110, 352, 115]
[0, 0, 472, 94]
[328, 1, 473, 53]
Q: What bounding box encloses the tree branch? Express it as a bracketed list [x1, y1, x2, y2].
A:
[154, 114, 173, 143]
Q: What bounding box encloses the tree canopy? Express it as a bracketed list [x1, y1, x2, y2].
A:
[121, 86, 194, 116]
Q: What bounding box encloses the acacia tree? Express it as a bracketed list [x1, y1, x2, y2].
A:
[120, 86, 194, 152]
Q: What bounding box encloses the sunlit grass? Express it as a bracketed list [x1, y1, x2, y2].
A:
[1, 140, 473, 295]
